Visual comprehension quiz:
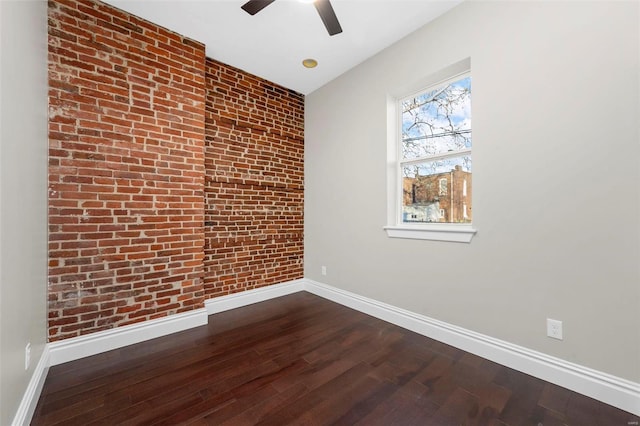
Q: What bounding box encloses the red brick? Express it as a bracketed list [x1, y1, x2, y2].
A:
[48, 0, 303, 342]
[203, 59, 304, 299]
[48, 0, 205, 341]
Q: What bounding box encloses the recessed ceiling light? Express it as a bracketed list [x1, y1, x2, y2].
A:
[302, 58, 318, 68]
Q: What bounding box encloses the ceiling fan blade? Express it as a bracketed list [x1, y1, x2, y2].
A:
[241, 0, 276, 15]
[314, 0, 342, 36]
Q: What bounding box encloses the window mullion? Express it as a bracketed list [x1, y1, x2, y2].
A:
[400, 148, 472, 167]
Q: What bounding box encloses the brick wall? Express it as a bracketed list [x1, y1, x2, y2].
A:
[204, 59, 304, 298]
[403, 166, 472, 223]
[48, 0, 206, 341]
[47, 0, 304, 341]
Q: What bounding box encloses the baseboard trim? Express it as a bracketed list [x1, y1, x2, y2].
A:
[19, 278, 640, 422]
[48, 308, 208, 366]
[47, 278, 307, 366]
[205, 279, 306, 315]
[303, 279, 640, 416]
[11, 345, 50, 426]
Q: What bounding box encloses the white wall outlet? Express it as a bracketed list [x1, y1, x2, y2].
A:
[547, 319, 563, 340]
[321, 265, 327, 276]
[25, 343, 31, 370]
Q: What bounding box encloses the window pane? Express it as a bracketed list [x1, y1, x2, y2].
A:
[401, 76, 471, 160]
[402, 156, 472, 223]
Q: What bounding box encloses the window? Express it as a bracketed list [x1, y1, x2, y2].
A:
[385, 59, 476, 243]
[439, 178, 447, 196]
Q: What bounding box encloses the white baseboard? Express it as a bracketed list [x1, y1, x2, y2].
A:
[303, 279, 640, 417]
[11, 345, 50, 426]
[205, 279, 306, 315]
[48, 308, 208, 366]
[18, 278, 639, 423]
[48, 279, 306, 367]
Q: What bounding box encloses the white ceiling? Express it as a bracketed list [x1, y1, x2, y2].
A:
[103, 0, 462, 94]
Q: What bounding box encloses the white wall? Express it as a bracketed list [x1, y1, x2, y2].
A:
[305, 1, 639, 382]
[0, 1, 49, 424]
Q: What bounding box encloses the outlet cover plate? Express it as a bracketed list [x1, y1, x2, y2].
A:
[547, 319, 563, 340]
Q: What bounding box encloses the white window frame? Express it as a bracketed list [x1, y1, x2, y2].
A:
[384, 58, 476, 243]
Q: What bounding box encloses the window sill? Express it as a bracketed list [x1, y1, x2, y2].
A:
[383, 224, 477, 243]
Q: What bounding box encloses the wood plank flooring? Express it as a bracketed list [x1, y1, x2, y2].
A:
[32, 292, 638, 425]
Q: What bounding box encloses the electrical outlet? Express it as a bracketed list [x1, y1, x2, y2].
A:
[547, 319, 563, 340]
[25, 343, 31, 370]
[321, 265, 327, 276]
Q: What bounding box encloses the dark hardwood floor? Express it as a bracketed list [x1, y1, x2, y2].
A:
[32, 292, 638, 425]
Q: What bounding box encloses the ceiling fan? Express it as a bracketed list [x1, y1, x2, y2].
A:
[241, 0, 343, 36]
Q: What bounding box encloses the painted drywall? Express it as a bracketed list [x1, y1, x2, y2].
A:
[0, 0, 49, 424]
[305, 1, 640, 382]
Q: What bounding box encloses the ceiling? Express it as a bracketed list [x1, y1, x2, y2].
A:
[103, 0, 462, 94]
